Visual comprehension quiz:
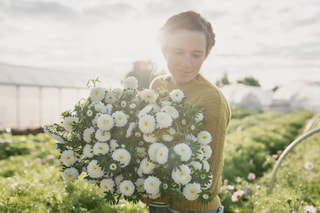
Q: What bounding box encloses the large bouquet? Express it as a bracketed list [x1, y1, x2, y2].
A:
[44, 77, 214, 206]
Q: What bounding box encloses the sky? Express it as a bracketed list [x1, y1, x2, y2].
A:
[1, 0, 320, 89]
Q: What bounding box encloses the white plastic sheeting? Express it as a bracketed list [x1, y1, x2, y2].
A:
[0, 63, 121, 129]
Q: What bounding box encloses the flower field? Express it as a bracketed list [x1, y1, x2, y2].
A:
[0, 107, 319, 212]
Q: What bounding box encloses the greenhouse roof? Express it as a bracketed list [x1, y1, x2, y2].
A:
[0, 63, 110, 89]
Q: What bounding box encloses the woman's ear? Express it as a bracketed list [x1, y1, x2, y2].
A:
[161, 45, 168, 60]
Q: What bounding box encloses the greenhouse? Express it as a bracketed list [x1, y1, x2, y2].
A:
[0, 63, 114, 130]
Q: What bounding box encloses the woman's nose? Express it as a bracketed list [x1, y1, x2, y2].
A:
[180, 55, 191, 68]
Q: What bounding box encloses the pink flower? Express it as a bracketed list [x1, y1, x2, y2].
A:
[231, 190, 245, 202]
[35, 158, 42, 163]
[290, 155, 295, 159]
[248, 172, 256, 180]
[272, 154, 278, 159]
[226, 185, 235, 190]
[304, 162, 314, 170]
[231, 194, 239, 202]
[46, 155, 55, 160]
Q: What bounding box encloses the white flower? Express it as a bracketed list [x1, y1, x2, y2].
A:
[156, 112, 173, 129]
[110, 139, 119, 151]
[52, 133, 66, 144]
[195, 113, 204, 123]
[86, 109, 93, 117]
[135, 178, 145, 192]
[183, 183, 201, 201]
[100, 178, 115, 193]
[140, 158, 155, 174]
[169, 89, 185, 102]
[143, 133, 157, 143]
[87, 160, 104, 178]
[112, 111, 128, 127]
[123, 76, 138, 89]
[148, 143, 164, 162]
[161, 106, 179, 119]
[197, 131, 212, 145]
[140, 89, 157, 103]
[95, 129, 111, 142]
[105, 92, 117, 104]
[63, 117, 78, 132]
[162, 134, 174, 142]
[136, 147, 146, 158]
[138, 105, 153, 118]
[129, 103, 136, 109]
[139, 115, 156, 134]
[119, 180, 135, 196]
[112, 88, 123, 98]
[106, 104, 113, 114]
[126, 122, 136, 138]
[112, 149, 131, 167]
[174, 143, 192, 161]
[189, 161, 202, 170]
[148, 193, 160, 199]
[61, 150, 77, 166]
[83, 144, 94, 158]
[197, 150, 204, 161]
[97, 114, 114, 131]
[94, 103, 107, 113]
[202, 145, 212, 159]
[202, 160, 210, 172]
[156, 145, 169, 164]
[121, 101, 127, 108]
[90, 87, 105, 103]
[83, 127, 95, 143]
[304, 205, 317, 213]
[93, 142, 109, 155]
[62, 168, 79, 181]
[172, 165, 192, 185]
[144, 176, 161, 195]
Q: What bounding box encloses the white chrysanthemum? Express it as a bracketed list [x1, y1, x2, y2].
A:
[202, 160, 210, 172]
[112, 111, 128, 127]
[126, 122, 136, 138]
[86, 109, 93, 117]
[52, 133, 66, 144]
[121, 101, 127, 108]
[169, 89, 185, 102]
[201, 145, 212, 159]
[174, 143, 192, 162]
[83, 144, 94, 158]
[138, 105, 153, 118]
[189, 161, 202, 170]
[97, 114, 114, 131]
[105, 92, 117, 104]
[172, 165, 192, 185]
[186, 134, 197, 142]
[62, 167, 79, 181]
[148, 193, 161, 199]
[143, 133, 157, 143]
[106, 104, 113, 114]
[100, 178, 115, 193]
[140, 158, 156, 174]
[123, 76, 138, 89]
[156, 112, 173, 129]
[136, 147, 146, 158]
[95, 129, 111, 142]
[110, 139, 119, 151]
[195, 113, 204, 123]
[83, 127, 95, 143]
[161, 106, 179, 119]
[183, 183, 201, 201]
[112, 88, 123, 98]
[162, 134, 174, 142]
[148, 143, 164, 162]
[63, 117, 78, 132]
[61, 150, 77, 166]
[138, 115, 156, 134]
[129, 103, 136, 109]
[197, 131, 212, 145]
[119, 180, 135, 197]
[156, 145, 169, 164]
[144, 176, 161, 195]
[94, 103, 107, 113]
[112, 149, 131, 167]
[135, 178, 145, 192]
[197, 150, 204, 161]
[87, 160, 104, 178]
[140, 89, 157, 103]
[90, 87, 105, 103]
[93, 142, 109, 155]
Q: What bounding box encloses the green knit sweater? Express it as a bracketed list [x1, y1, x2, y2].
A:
[143, 74, 231, 211]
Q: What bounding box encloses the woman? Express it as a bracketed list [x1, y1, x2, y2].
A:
[144, 10, 231, 213]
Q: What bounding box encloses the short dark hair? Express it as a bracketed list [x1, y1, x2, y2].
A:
[158, 10, 215, 57]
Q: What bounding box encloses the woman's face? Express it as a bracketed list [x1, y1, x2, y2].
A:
[162, 29, 207, 84]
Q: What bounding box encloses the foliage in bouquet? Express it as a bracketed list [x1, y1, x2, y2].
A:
[44, 77, 214, 206]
